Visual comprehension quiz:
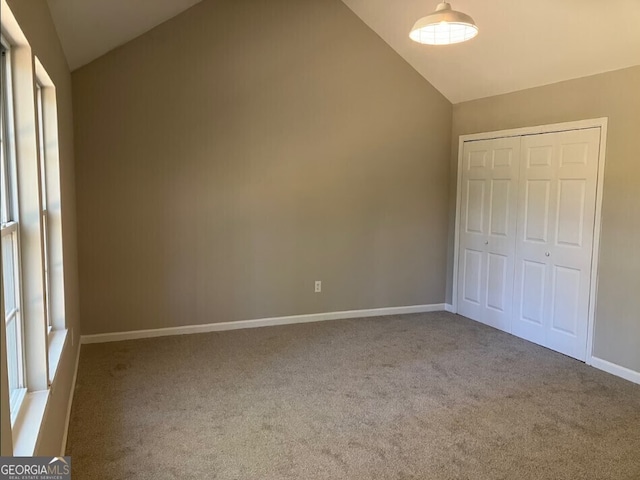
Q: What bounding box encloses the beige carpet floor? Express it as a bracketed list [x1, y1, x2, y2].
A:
[66, 312, 640, 479]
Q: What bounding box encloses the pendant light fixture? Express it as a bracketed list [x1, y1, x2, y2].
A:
[410, 2, 478, 45]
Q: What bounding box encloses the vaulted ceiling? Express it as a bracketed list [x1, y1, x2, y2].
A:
[47, 0, 203, 71]
[342, 0, 640, 102]
[47, 0, 640, 103]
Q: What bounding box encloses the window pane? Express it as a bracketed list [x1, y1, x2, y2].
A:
[2, 231, 16, 313]
[1, 47, 8, 225]
[36, 84, 46, 208]
[6, 314, 19, 393]
[1, 42, 25, 419]
[42, 212, 51, 329]
[0, 84, 7, 225]
[1, 133, 8, 224]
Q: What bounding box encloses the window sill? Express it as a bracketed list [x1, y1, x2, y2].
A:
[11, 390, 49, 456]
[11, 329, 68, 456]
[9, 388, 27, 426]
[48, 329, 68, 384]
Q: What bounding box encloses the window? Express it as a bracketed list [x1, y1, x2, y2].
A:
[35, 81, 52, 334]
[1, 41, 27, 423]
[34, 57, 68, 387]
[1, 3, 69, 455]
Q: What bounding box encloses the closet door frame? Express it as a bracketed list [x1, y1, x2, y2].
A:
[452, 117, 608, 366]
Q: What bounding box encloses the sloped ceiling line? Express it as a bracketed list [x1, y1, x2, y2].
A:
[48, 0, 640, 103]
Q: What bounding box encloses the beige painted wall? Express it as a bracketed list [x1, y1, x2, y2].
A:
[448, 66, 640, 372]
[72, 0, 452, 335]
[2, 0, 80, 455]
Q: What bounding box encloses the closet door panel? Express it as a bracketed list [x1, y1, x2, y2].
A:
[512, 128, 600, 360]
[515, 259, 548, 344]
[546, 128, 600, 359]
[486, 252, 508, 312]
[458, 137, 520, 331]
[488, 179, 511, 237]
[465, 179, 486, 234]
[462, 249, 483, 306]
[458, 142, 490, 322]
[523, 180, 551, 243]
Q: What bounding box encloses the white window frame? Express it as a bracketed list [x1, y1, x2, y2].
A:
[34, 57, 67, 385]
[35, 80, 52, 337]
[1, 36, 28, 425]
[2, 0, 70, 455]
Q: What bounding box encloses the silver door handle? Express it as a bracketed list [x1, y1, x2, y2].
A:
[485, 241, 489, 245]
[545, 252, 550, 257]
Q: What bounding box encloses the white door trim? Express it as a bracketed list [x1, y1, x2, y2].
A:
[452, 117, 608, 367]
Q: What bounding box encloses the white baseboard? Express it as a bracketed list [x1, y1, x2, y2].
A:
[445, 303, 454, 313]
[589, 356, 640, 385]
[81, 304, 447, 345]
[60, 344, 81, 456]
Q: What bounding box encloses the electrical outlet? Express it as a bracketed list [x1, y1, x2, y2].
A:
[314, 280, 322, 293]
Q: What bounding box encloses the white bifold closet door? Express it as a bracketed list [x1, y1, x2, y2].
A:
[457, 127, 601, 361]
[512, 128, 600, 361]
[457, 137, 520, 331]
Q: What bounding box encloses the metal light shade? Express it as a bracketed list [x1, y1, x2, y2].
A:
[410, 2, 478, 45]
